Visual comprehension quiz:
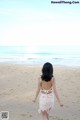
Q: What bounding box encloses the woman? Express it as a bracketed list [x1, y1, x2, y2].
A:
[33, 62, 63, 120]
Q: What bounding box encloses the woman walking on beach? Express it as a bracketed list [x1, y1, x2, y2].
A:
[33, 62, 63, 120]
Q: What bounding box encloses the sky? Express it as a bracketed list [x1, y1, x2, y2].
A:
[0, 0, 80, 46]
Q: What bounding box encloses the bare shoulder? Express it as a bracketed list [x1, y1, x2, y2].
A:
[51, 76, 56, 86]
[51, 76, 55, 82]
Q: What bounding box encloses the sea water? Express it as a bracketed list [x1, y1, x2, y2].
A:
[0, 45, 80, 66]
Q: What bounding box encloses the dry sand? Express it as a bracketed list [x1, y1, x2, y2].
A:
[0, 63, 80, 120]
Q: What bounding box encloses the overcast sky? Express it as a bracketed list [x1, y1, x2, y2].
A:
[0, 0, 80, 46]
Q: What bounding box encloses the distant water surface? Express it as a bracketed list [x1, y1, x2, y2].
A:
[0, 45, 80, 66]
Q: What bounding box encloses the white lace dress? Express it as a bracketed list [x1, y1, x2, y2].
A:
[38, 88, 54, 113]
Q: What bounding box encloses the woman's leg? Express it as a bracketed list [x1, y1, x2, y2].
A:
[41, 110, 49, 120]
[46, 112, 49, 120]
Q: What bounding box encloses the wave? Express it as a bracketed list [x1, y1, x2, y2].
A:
[0, 45, 80, 66]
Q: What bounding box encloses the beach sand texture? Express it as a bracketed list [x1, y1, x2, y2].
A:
[0, 63, 80, 120]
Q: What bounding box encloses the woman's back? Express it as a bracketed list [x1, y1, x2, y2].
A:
[40, 79, 52, 90]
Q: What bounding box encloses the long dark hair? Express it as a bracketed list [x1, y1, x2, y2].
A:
[41, 62, 53, 82]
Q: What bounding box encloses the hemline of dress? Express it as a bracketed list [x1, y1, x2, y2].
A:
[38, 107, 54, 114]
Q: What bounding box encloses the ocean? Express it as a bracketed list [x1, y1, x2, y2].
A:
[0, 45, 80, 66]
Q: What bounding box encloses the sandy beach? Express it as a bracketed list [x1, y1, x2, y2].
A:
[0, 62, 80, 120]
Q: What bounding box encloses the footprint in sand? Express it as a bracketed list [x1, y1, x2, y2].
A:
[29, 114, 32, 117]
[20, 113, 27, 117]
[9, 89, 13, 91]
[65, 105, 69, 108]
[20, 113, 32, 118]
[51, 116, 64, 120]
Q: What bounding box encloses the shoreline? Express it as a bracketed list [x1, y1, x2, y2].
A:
[0, 62, 80, 120]
[0, 61, 80, 68]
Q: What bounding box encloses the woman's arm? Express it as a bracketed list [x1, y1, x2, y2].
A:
[52, 77, 63, 107]
[33, 78, 41, 102]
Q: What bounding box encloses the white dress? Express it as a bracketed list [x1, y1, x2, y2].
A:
[38, 87, 54, 113]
